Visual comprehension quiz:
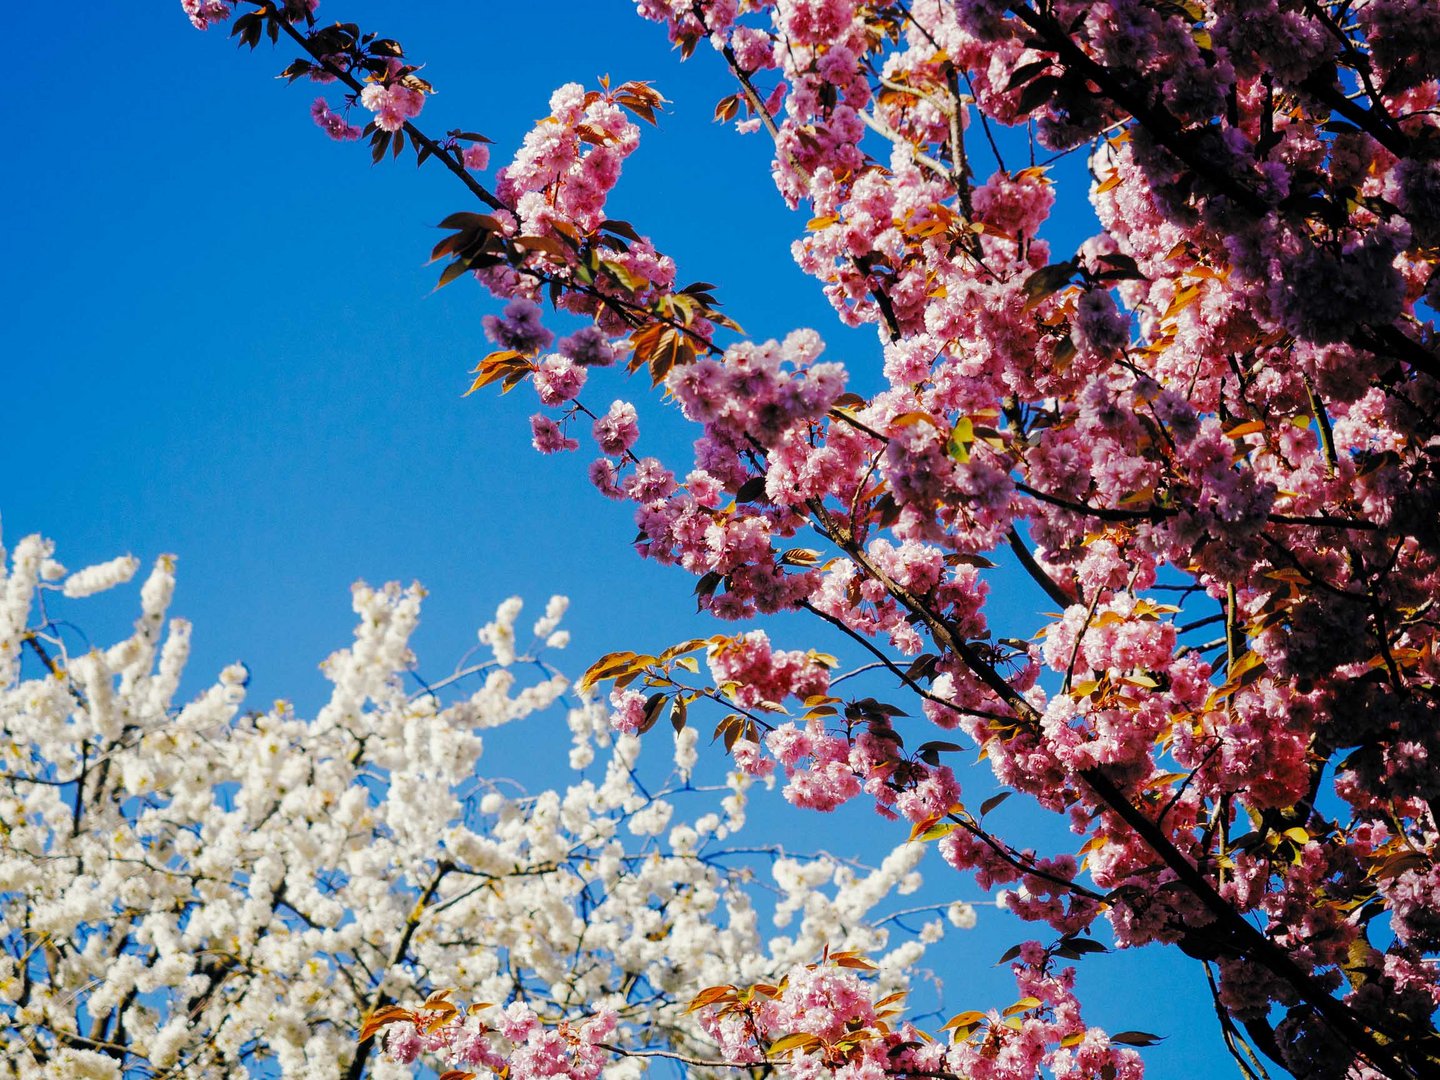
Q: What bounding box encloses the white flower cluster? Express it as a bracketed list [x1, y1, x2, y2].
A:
[0, 526, 963, 1079]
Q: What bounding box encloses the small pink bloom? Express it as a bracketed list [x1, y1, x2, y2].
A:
[530, 414, 577, 454]
[588, 457, 624, 499]
[733, 738, 776, 776]
[181, 0, 232, 28]
[610, 688, 648, 734]
[559, 326, 618, 367]
[482, 298, 554, 355]
[385, 1023, 423, 1064]
[533, 355, 586, 405]
[686, 468, 724, 507]
[622, 457, 676, 502]
[462, 142, 491, 171]
[360, 81, 425, 132]
[310, 97, 361, 141]
[593, 400, 639, 456]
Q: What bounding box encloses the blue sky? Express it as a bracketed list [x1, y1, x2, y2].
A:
[3, 2, 1231, 1075]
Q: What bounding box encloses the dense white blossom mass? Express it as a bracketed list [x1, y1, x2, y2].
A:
[0, 524, 959, 1078]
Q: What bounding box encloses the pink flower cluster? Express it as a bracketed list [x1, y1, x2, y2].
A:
[386, 1002, 617, 1080]
[530, 414, 578, 454]
[462, 142, 491, 172]
[498, 83, 641, 236]
[691, 950, 1144, 1080]
[757, 708, 966, 821]
[483, 298, 554, 355]
[764, 721, 862, 812]
[533, 354, 586, 406]
[669, 334, 845, 449]
[181, 0, 232, 29]
[559, 327, 618, 368]
[310, 98, 362, 141]
[592, 400, 639, 456]
[201, 0, 1440, 1067]
[360, 79, 425, 133]
[707, 631, 829, 708]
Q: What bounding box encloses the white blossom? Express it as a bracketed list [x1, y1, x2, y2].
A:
[61, 554, 141, 598]
[947, 900, 978, 929]
[0, 532, 965, 1079]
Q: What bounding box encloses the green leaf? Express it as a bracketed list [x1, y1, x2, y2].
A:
[947, 416, 974, 464]
[913, 820, 955, 842]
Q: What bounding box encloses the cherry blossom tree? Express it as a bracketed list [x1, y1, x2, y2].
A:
[0, 525, 974, 1078]
[172, 2, 1440, 1078]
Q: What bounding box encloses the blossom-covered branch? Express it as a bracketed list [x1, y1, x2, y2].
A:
[182, 1, 1440, 1076]
[0, 525, 967, 1078]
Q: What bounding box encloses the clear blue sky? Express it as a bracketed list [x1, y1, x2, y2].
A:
[2, 3, 1229, 1075]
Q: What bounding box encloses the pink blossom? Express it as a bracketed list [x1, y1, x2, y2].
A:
[732, 738, 776, 776]
[609, 688, 648, 734]
[533, 355, 586, 406]
[462, 142, 492, 171]
[482, 298, 554, 355]
[360, 81, 425, 133]
[559, 326, 618, 367]
[498, 1002, 540, 1043]
[973, 168, 1055, 238]
[708, 631, 830, 709]
[730, 25, 776, 71]
[588, 457, 624, 499]
[385, 1023, 424, 1064]
[181, 0, 232, 29]
[685, 468, 723, 507]
[530, 414, 577, 454]
[310, 97, 361, 142]
[623, 457, 676, 502]
[1268, 230, 1406, 345]
[592, 400, 639, 456]
[1072, 289, 1130, 355]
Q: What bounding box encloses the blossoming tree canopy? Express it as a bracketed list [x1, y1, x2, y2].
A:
[1, 524, 978, 1078]
[181, 1, 1440, 1078]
